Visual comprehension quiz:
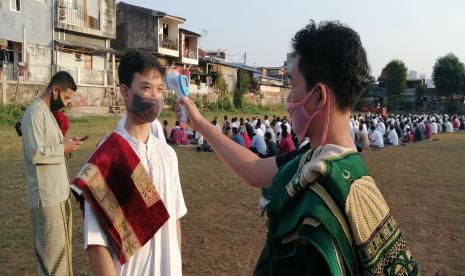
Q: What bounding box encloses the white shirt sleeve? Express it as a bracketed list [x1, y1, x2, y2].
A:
[152, 119, 167, 143]
[173, 157, 187, 220]
[84, 201, 110, 249]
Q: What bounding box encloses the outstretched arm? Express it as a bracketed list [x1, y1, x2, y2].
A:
[177, 98, 277, 187]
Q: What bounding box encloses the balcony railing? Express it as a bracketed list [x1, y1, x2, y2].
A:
[159, 35, 178, 51]
[57, 1, 100, 30]
[183, 49, 197, 59]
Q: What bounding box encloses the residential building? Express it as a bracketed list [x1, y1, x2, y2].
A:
[0, 0, 54, 82]
[113, 2, 188, 68]
[0, 0, 117, 106]
[179, 28, 200, 66]
[55, 0, 117, 88]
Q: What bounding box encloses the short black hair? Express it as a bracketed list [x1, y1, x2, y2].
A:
[292, 20, 370, 110]
[47, 71, 77, 91]
[281, 124, 288, 137]
[118, 49, 165, 87]
[265, 132, 272, 140]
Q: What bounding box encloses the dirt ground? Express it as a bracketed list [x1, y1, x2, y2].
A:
[0, 118, 464, 275]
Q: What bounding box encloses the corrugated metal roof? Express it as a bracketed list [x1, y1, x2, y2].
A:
[55, 39, 116, 53]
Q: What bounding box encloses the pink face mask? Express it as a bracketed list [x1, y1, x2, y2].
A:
[286, 85, 331, 146]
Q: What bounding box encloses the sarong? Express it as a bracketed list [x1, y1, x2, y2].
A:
[32, 198, 73, 276]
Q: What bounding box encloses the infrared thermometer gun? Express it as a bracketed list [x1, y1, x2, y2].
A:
[166, 74, 190, 122]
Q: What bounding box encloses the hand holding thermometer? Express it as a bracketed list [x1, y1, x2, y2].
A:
[166, 73, 190, 122]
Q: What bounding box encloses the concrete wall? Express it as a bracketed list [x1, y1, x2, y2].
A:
[262, 87, 290, 98]
[244, 94, 286, 106]
[1, 80, 106, 106]
[1, 80, 46, 105]
[0, 81, 105, 106]
[71, 85, 106, 106]
[93, 55, 105, 70]
[218, 65, 237, 94]
[59, 51, 84, 69]
[0, 0, 53, 45]
[100, 0, 116, 39]
[25, 44, 52, 82]
[259, 85, 280, 93]
[113, 8, 157, 50]
[0, 79, 287, 108]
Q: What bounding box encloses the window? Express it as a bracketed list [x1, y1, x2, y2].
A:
[10, 0, 21, 12]
[163, 23, 169, 36]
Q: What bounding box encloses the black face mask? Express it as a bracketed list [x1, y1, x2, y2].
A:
[50, 90, 65, 112]
[129, 92, 164, 123]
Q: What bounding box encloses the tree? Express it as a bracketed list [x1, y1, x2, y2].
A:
[216, 72, 232, 110]
[432, 53, 465, 97]
[234, 69, 251, 108]
[383, 60, 408, 100]
[382, 60, 407, 109]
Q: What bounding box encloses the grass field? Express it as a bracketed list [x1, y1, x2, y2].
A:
[0, 115, 464, 275]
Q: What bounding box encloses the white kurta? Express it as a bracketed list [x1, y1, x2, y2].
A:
[84, 124, 187, 276]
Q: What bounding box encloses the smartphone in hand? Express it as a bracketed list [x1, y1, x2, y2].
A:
[77, 135, 89, 141]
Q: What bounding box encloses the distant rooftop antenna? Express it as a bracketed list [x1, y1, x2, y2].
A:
[201, 29, 208, 37]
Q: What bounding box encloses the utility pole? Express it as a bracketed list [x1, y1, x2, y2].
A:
[244, 52, 246, 65]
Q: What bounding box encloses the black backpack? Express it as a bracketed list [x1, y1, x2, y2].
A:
[15, 119, 22, 137]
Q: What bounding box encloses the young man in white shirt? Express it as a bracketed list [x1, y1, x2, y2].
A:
[446, 120, 454, 132]
[431, 121, 438, 134]
[378, 120, 386, 135]
[263, 115, 270, 129]
[274, 119, 282, 142]
[75, 50, 186, 276]
[251, 117, 258, 128]
[250, 127, 267, 156]
[369, 125, 384, 148]
[385, 124, 399, 146]
[255, 121, 265, 137]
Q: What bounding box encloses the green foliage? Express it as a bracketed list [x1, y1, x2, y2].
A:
[432, 53, 465, 97]
[383, 60, 408, 100]
[209, 71, 221, 84]
[164, 92, 177, 106]
[0, 105, 25, 124]
[215, 72, 232, 111]
[234, 69, 251, 108]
